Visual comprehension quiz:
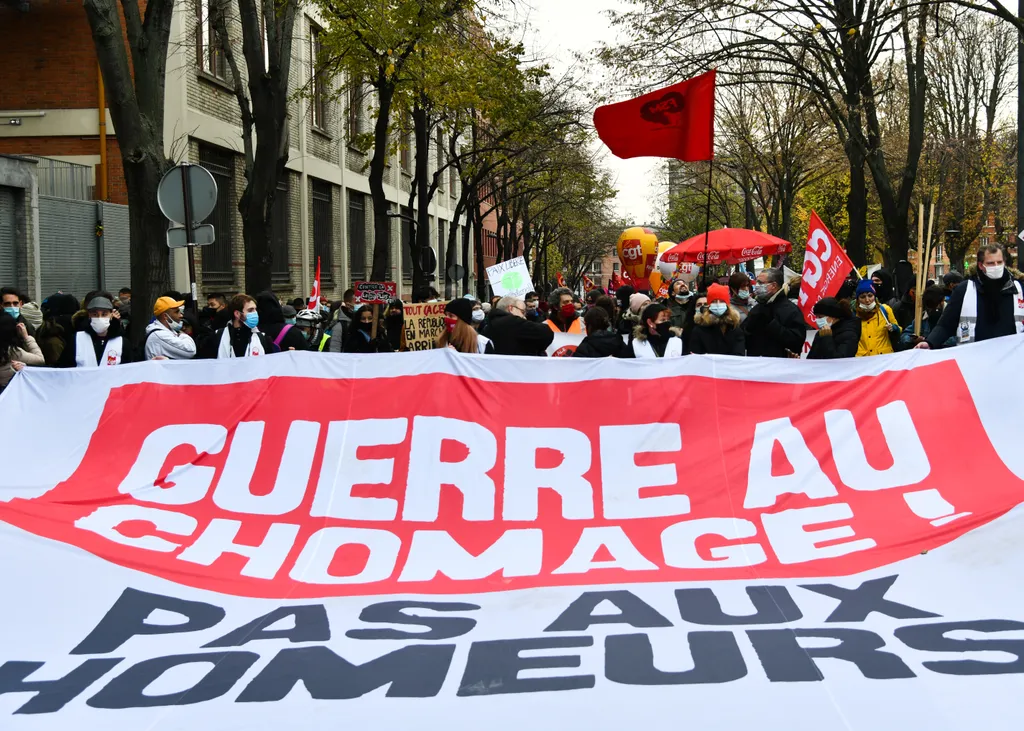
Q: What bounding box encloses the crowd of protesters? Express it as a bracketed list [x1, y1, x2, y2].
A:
[2, 243, 1021, 392]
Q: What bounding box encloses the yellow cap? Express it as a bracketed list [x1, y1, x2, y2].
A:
[153, 296, 185, 317]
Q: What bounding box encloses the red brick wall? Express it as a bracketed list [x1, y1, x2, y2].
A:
[0, 3, 100, 110]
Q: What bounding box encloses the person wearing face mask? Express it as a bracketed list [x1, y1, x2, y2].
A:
[632, 303, 684, 358]
[899, 286, 955, 350]
[853, 280, 900, 357]
[573, 306, 633, 358]
[434, 299, 494, 354]
[614, 285, 636, 335]
[666, 280, 692, 329]
[384, 299, 406, 351]
[343, 306, 394, 353]
[728, 271, 753, 323]
[1, 287, 34, 338]
[143, 296, 196, 361]
[57, 295, 129, 367]
[742, 268, 807, 358]
[255, 291, 310, 352]
[197, 294, 276, 358]
[917, 245, 1024, 349]
[295, 309, 331, 351]
[807, 297, 860, 359]
[523, 292, 543, 322]
[546, 288, 586, 334]
[471, 301, 487, 331]
[327, 289, 358, 353]
[688, 284, 746, 356]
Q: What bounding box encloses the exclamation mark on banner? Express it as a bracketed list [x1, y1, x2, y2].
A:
[903, 489, 972, 528]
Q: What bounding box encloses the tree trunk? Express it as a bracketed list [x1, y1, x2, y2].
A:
[846, 140, 868, 267]
[461, 215, 471, 293]
[369, 79, 396, 281]
[412, 101, 431, 294]
[444, 193, 467, 298]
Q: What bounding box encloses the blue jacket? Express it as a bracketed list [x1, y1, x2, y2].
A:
[900, 312, 956, 350]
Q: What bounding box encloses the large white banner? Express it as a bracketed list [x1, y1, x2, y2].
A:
[1, 339, 1024, 729]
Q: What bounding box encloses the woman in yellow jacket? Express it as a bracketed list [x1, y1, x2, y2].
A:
[854, 279, 900, 356]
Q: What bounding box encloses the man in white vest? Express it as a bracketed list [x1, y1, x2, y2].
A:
[917, 244, 1024, 349]
[197, 294, 276, 359]
[58, 296, 127, 368]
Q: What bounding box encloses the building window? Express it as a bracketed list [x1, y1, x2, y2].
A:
[613, 262, 620, 272]
[347, 77, 364, 141]
[934, 263, 945, 277]
[401, 205, 414, 280]
[310, 24, 327, 131]
[311, 179, 333, 283]
[271, 179, 289, 283]
[347, 190, 367, 283]
[196, 0, 228, 80]
[198, 145, 235, 283]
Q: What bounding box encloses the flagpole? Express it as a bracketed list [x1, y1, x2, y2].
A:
[701, 158, 714, 288]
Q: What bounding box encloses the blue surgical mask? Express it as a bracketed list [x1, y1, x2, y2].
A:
[737, 289, 750, 301]
[244, 312, 259, 329]
[285, 317, 296, 325]
[709, 302, 728, 317]
[3, 306, 19, 319]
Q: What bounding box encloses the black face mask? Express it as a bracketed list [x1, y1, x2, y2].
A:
[201, 306, 217, 319]
[356, 320, 373, 332]
[654, 322, 672, 339]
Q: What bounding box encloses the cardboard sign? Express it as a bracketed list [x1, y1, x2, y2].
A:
[486, 257, 535, 298]
[403, 302, 446, 351]
[354, 281, 398, 305]
[797, 213, 854, 327]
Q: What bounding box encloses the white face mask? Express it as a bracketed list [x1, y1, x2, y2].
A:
[815, 316, 830, 330]
[472, 309, 485, 323]
[168, 318, 184, 332]
[984, 264, 1005, 280]
[858, 301, 876, 312]
[90, 317, 110, 334]
[709, 302, 728, 317]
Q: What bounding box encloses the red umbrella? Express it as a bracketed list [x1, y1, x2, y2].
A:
[660, 229, 792, 265]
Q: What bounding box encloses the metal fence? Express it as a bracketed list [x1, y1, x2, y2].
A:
[19, 156, 93, 201]
[37, 197, 130, 297]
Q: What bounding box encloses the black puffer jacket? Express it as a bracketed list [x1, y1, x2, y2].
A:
[256, 291, 309, 351]
[573, 329, 634, 358]
[487, 309, 554, 356]
[688, 307, 746, 356]
[743, 295, 807, 358]
[807, 317, 861, 359]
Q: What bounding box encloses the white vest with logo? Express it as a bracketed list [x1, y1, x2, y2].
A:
[75, 331, 123, 368]
[217, 327, 267, 358]
[958, 280, 1024, 344]
[632, 336, 684, 359]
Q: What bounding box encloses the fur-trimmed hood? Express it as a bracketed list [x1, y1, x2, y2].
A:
[694, 306, 742, 330]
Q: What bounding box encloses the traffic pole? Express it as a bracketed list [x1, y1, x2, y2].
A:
[179, 162, 199, 317]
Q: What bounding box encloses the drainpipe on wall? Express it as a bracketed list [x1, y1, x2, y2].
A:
[97, 62, 108, 202]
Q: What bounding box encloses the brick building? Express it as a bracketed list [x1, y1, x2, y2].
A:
[0, 1, 472, 301]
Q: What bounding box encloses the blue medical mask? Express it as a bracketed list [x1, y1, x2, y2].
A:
[244, 312, 259, 329]
[709, 302, 728, 317]
[285, 317, 297, 325]
[3, 306, 19, 319]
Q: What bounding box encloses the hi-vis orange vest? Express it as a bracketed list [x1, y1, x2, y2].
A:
[546, 317, 584, 334]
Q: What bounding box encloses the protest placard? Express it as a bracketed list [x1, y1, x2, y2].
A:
[354, 281, 398, 304]
[486, 256, 535, 298]
[403, 302, 446, 351]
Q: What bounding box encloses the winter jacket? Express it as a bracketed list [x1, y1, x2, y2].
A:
[899, 311, 956, 350]
[34, 319, 71, 366]
[730, 295, 751, 323]
[56, 318, 131, 368]
[343, 327, 393, 354]
[9, 335, 45, 366]
[927, 271, 1023, 348]
[328, 308, 355, 353]
[196, 325, 276, 359]
[572, 329, 634, 358]
[890, 293, 916, 329]
[631, 325, 684, 358]
[742, 294, 806, 358]
[856, 304, 899, 357]
[488, 309, 554, 356]
[688, 307, 746, 356]
[807, 318, 860, 359]
[666, 298, 689, 329]
[256, 292, 309, 352]
[144, 320, 197, 360]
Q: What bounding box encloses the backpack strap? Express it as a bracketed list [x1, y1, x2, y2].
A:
[272, 324, 293, 348]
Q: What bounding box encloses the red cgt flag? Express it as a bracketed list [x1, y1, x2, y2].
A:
[798, 212, 854, 327]
[594, 71, 716, 161]
[308, 257, 321, 311]
[556, 272, 566, 289]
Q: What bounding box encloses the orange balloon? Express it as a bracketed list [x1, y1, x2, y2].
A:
[649, 270, 663, 297]
[616, 227, 660, 290]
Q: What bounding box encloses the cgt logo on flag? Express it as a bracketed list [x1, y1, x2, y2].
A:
[0, 360, 1020, 600]
[640, 92, 685, 125]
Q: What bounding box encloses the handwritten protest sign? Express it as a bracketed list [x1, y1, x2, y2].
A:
[486, 256, 535, 298]
[403, 302, 446, 351]
[354, 281, 398, 305]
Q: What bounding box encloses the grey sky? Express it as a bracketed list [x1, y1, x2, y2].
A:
[518, 0, 665, 226]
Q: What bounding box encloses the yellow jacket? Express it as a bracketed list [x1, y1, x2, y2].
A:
[856, 304, 899, 357]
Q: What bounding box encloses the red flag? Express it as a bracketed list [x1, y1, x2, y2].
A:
[582, 275, 597, 292]
[556, 272, 566, 289]
[798, 212, 854, 327]
[593, 71, 716, 161]
[308, 257, 321, 311]
[609, 271, 622, 292]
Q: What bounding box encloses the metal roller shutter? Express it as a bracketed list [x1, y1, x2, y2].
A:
[101, 202, 131, 291]
[38, 196, 98, 298]
[0, 187, 16, 284]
